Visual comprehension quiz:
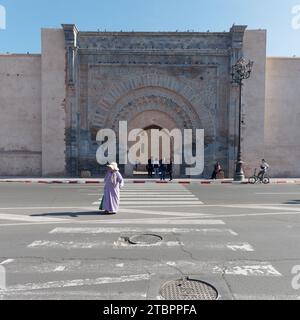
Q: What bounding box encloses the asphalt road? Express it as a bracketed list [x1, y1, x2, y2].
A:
[0, 182, 300, 300]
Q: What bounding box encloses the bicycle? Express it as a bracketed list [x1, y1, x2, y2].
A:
[248, 168, 270, 185]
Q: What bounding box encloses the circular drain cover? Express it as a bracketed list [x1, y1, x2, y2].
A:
[128, 234, 162, 245]
[160, 277, 218, 300]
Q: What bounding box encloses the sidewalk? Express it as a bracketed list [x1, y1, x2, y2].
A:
[0, 178, 300, 185]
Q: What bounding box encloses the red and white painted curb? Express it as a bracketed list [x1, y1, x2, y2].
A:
[0, 179, 300, 185]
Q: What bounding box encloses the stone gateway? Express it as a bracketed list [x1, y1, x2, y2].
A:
[0, 24, 299, 178]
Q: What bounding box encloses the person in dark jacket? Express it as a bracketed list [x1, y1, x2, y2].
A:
[167, 160, 173, 181]
[211, 162, 222, 180]
[159, 159, 166, 181]
[147, 159, 153, 178]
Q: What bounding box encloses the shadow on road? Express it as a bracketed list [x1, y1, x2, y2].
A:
[283, 200, 300, 205]
[30, 211, 115, 218]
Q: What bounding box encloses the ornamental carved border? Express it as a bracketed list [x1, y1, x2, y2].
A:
[89, 68, 217, 140]
[108, 94, 194, 132]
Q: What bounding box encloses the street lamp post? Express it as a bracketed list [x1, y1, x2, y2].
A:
[231, 58, 254, 181]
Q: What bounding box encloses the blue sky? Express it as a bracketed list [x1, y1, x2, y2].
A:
[0, 0, 299, 56]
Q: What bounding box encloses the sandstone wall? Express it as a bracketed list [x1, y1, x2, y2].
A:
[0, 54, 42, 176]
[264, 57, 300, 178]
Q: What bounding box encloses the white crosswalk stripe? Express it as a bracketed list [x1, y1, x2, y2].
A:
[93, 184, 204, 208]
[50, 227, 239, 236]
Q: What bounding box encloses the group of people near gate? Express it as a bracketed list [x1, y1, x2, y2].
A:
[146, 158, 174, 181]
[100, 159, 270, 215]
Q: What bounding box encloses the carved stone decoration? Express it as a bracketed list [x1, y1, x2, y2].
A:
[88, 68, 217, 140]
[62, 25, 248, 177]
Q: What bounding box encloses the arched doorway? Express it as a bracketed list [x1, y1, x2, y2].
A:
[124, 110, 181, 177]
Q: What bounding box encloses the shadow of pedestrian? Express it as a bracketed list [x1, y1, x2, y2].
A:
[30, 211, 110, 218]
[283, 200, 300, 205]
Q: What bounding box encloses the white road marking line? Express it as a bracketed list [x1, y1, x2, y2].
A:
[226, 243, 255, 252]
[28, 240, 183, 249]
[122, 188, 191, 190]
[50, 227, 237, 236]
[180, 240, 255, 252]
[220, 204, 300, 212]
[114, 240, 183, 248]
[119, 205, 205, 208]
[123, 187, 188, 189]
[250, 205, 300, 212]
[12, 260, 283, 278]
[49, 186, 102, 188]
[119, 208, 207, 217]
[0, 274, 151, 292]
[75, 219, 225, 225]
[0, 213, 68, 222]
[121, 190, 190, 192]
[121, 192, 193, 195]
[122, 191, 194, 193]
[3, 210, 300, 228]
[196, 211, 300, 219]
[198, 203, 300, 207]
[121, 197, 200, 200]
[121, 195, 198, 198]
[0, 217, 224, 228]
[184, 242, 254, 252]
[0, 259, 14, 265]
[54, 266, 66, 272]
[116, 264, 125, 268]
[28, 241, 109, 249]
[123, 188, 190, 191]
[213, 264, 282, 277]
[123, 188, 191, 190]
[0, 207, 98, 210]
[256, 193, 300, 195]
[93, 201, 204, 205]
[166, 262, 177, 267]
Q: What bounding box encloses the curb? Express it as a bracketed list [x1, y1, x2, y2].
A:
[1, 179, 300, 185]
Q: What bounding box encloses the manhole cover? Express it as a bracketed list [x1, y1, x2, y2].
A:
[160, 277, 218, 300]
[128, 234, 163, 245]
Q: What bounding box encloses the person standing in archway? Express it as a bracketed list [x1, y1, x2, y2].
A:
[153, 158, 159, 177]
[159, 159, 166, 181]
[147, 158, 153, 178]
[211, 161, 222, 180]
[101, 162, 124, 215]
[167, 160, 174, 182]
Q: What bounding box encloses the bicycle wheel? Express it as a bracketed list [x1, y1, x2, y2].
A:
[248, 176, 257, 184]
[263, 177, 270, 184]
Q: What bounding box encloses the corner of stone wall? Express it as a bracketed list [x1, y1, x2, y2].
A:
[41, 28, 67, 177]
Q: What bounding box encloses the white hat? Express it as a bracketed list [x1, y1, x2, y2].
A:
[107, 162, 119, 171]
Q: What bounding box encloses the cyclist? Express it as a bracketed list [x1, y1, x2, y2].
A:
[257, 159, 270, 181]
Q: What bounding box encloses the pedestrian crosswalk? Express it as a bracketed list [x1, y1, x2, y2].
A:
[0, 217, 285, 299]
[0, 184, 287, 299]
[92, 184, 204, 207]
